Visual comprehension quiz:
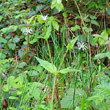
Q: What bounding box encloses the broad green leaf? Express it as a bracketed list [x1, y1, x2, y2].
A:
[36, 57, 57, 74]
[52, 21, 59, 30]
[63, 12, 68, 18]
[59, 68, 80, 74]
[45, 25, 52, 39]
[28, 70, 38, 76]
[94, 53, 106, 60]
[71, 25, 80, 31]
[61, 88, 86, 108]
[3, 76, 15, 91]
[8, 43, 16, 50]
[18, 62, 26, 68]
[1, 25, 18, 33]
[91, 20, 100, 27]
[101, 31, 108, 40]
[82, 27, 93, 33]
[0, 37, 7, 44]
[55, 3, 64, 12]
[13, 36, 20, 43]
[106, 52, 110, 59]
[92, 34, 101, 38]
[51, 0, 64, 12]
[57, 0, 62, 4]
[75, 107, 81, 110]
[7, 76, 15, 85]
[78, 34, 87, 42]
[90, 15, 97, 19]
[18, 49, 24, 58]
[0, 53, 6, 59]
[3, 85, 10, 92]
[88, 34, 96, 46]
[88, 94, 104, 105]
[0, 15, 3, 21]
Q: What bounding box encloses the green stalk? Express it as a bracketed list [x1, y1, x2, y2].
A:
[46, 39, 53, 65]
[58, 50, 68, 70]
[0, 70, 1, 108]
[51, 74, 57, 110]
[27, 33, 29, 53]
[46, 37, 68, 109]
[73, 0, 92, 66]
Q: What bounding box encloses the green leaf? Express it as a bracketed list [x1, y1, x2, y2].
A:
[28, 70, 38, 76]
[71, 25, 80, 31]
[0, 53, 6, 59]
[82, 27, 93, 33]
[8, 43, 16, 50]
[88, 34, 96, 46]
[7, 76, 15, 85]
[78, 34, 87, 42]
[3, 85, 10, 92]
[18, 62, 26, 68]
[9, 96, 18, 100]
[57, 0, 62, 4]
[101, 31, 108, 40]
[90, 15, 97, 20]
[106, 52, 110, 59]
[94, 53, 106, 60]
[61, 88, 86, 108]
[75, 107, 81, 110]
[3, 76, 15, 91]
[67, 36, 78, 50]
[52, 21, 59, 30]
[59, 68, 81, 74]
[0, 37, 7, 44]
[0, 15, 3, 21]
[63, 12, 68, 18]
[45, 25, 52, 39]
[13, 36, 20, 43]
[1, 25, 18, 33]
[88, 94, 104, 105]
[18, 49, 24, 58]
[35, 57, 57, 74]
[91, 20, 100, 27]
[51, 0, 64, 12]
[107, 7, 110, 15]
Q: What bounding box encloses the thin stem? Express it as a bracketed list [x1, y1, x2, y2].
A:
[46, 39, 53, 65]
[0, 71, 1, 108]
[27, 33, 29, 53]
[51, 75, 57, 110]
[73, 0, 92, 66]
[58, 50, 68, 70]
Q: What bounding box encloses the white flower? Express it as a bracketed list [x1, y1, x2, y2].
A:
[22, 27, 32, 35]
[77, 41, 87, 51]
[41, 15, 48, 21]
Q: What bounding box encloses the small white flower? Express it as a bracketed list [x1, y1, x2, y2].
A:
[77, 41, 87, 51]
[41, 15, 48, 21]
[22, 27, 32, 35]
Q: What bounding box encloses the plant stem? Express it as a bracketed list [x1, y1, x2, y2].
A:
[0, 71, 1, 108]
[46, 39, 53, 65]
[51, 74, 57, 110]
[73, 0, 92, 66]
[27, 33, 29, 53]
[58, 50, 68, 70]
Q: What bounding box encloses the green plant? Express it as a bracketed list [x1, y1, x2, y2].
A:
[2, 74, 48, 109]
[88, 84, 110, 110]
